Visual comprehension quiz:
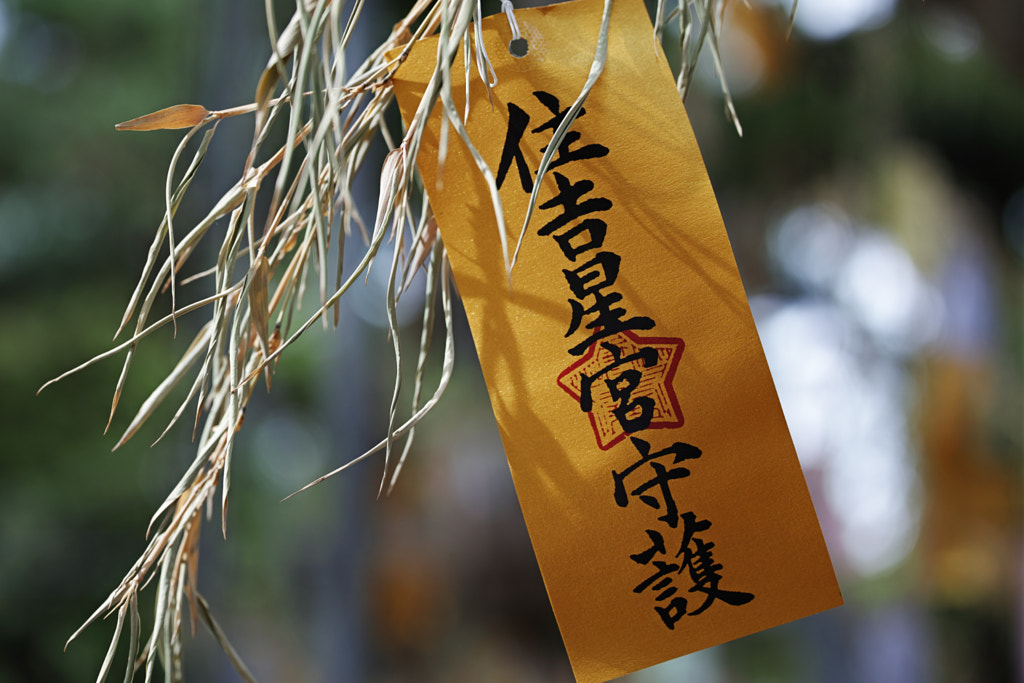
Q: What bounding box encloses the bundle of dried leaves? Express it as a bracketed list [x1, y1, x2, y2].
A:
[41, 0, 784, 679]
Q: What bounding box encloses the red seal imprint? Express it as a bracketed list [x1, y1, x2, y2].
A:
[556, 330, 685, 450]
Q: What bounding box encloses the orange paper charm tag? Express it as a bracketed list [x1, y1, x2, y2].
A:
[391, 1, 842, 681]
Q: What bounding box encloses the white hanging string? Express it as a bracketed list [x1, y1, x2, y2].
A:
[474, 0, 498, 89]
[501, 0, 522, 42]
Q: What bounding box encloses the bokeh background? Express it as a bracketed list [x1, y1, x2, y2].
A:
[1, 0, 1021, 681]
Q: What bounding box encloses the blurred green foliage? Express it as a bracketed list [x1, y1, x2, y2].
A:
[0, 0, 204, 679]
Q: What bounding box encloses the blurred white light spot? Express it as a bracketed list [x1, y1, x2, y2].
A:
[770, 0, 896, 41]
[753, 294, 921, 577]
[922, 8, 982, 62]
[825, 377, 921, 577]
[840, 503, 918, 576]
[772, 203, 853, 292]
[755, 300, 856, 467]
[835, 232, 941, 353]
[832, 446, 920, 574]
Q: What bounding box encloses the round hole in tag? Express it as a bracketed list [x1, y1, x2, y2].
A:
[503, 20, 545, 71]
[509, 37, 529, 58]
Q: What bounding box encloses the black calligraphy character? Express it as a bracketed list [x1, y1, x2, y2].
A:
[654, 598, 689, 630]
[607, 369, 656, 433]
[529, 91, 610, 171]
[612, 437, 702, 528]
[564, 291, 656, 356]
[630, 529, 667, 565]
[632, 533, 678, 594]
[675, 511, 712, 553]
[630, 529, 689, 630]
[560, 249, 654, 356]
[579, 341, 658, 433]
[676, 513, 755, 615]
[494, 91, 609, 194]
[538, 173, 612, 236]
[529, 91, 579, 134]
[564, 251, 620, 299]
[495, 102, 534, 193]
[540, 173, 612, 263]
[553, 218, 607, 261]
[634, 560, 678, 594]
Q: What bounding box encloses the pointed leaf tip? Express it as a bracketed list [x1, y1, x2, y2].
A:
[248, 256, 271, 356]
[115, 104, 209, 132]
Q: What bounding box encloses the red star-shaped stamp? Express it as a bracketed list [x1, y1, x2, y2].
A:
[556, 330, 685, 450]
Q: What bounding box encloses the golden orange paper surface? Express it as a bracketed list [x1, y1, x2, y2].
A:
[391, 1, 842, 681]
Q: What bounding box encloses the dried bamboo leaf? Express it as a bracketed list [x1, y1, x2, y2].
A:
[379, 225, 405, 496]
[38, 286, 241, 396]
[183, 516, 201, 636]
[95, 601, 127, 683]
[702, 2, 743, 136]
[264, 0, 331, 235]
[679, 1, 705, 97]
[255, 68, 280, 118]
[287, 252, 455, 499]
[115, 125, 217, 339]
[247, 256, 271, 356]
[435, 1, 509, 280]
[398, 212, 436, 298]
[105, 347, 134, 434]
[164, 123, 220, 337]
[373, 147, 405, 241]
[388, 239, 442, 493]
[113, 323, 212, 451]
[654, 0, 668, 44]
[195, 595, 260, 683]
[116, 104, 209, 132]
[786, 0, 800, 39]
[122, 593, 140, 683]
[236, 175, 394, 388]
[511, 0, 613, 271]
